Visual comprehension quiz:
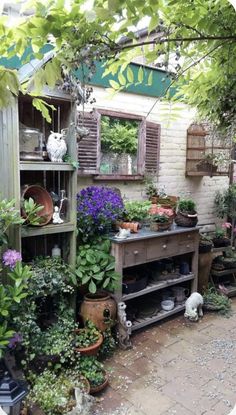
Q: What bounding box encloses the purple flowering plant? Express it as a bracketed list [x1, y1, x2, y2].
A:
[2, 249, 22, 269]
[77, 186, 124, 240]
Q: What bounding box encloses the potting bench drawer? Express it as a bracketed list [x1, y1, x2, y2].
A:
[146, 237, 178, 260]
[123, 242, 146, 266]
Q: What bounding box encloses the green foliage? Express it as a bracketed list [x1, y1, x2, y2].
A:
[0, 262, 32, 357]
[203, 286, 231, 316]
[78, 355, 105, 387]
[75, 237, 120, 294]
[74, 321, 100, 348]
[150, 213, 169, 223]
[22, 197, 44, 226]
[98, 328, 116, 359]
[0, 198, 24, 246]
[27, 369, 77, 415]
[101, 116, 139, 155]
[30, 256, 75, 296]
[178, 199, 196, 213]
[214, 185, 236, 220]
[123, 200, 152, 222]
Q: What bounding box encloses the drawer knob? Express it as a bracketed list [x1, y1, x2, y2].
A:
[163, 244, 167, 249]
[133, 250, 139, 255]
[186, 244, 190, 248]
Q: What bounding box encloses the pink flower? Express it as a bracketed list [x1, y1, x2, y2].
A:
[2, 249, 22, 269]
[222, 222, 232, 229]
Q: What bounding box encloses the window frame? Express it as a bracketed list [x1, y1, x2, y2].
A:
[94, 109, 146, 181]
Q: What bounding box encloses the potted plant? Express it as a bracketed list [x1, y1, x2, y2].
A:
[199, 234, 213, 253]
[78, 355, 108, 394]
[77, 186, 124, 242]
[26, 369, 90, 415]
[74, 320, 103, 356]
[75, 238, 118, 331]
[144, 175, 159, 203]
[203, 286, 231, 315]
[197, 152, 229, 173]
[119, 200, 152, 232]
[149, 213, 172, 232]
[175, 198, 198, 227]
[212, 225, 231, 248]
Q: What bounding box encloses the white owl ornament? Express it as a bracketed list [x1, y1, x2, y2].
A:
[46, 131, 67, 162]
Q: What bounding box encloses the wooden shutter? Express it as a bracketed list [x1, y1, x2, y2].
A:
[145, 121, 161, 174]
[77, 111, 100, 174]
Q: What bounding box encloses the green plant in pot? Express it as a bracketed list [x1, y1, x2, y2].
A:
[149, 213, 171, 232]
[78, 355, 108, 393]
[199, 233, 213, 253]
[175, 198, 198, 228]
[203, 286, 231, 316]
[74, 320, 103, 355]
[120, 200, 152, 231]
[212, 224, 231, 248]
[26, 369, 89, 415]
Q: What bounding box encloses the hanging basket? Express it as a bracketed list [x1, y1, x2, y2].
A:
[196, 160, 217, 173]
[175, 211, 198, 228]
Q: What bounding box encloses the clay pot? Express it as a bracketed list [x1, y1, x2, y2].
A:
[74, 330, 103, 356]
[89, 371, 109, 394]
[119, 222, 139, 233]
[21, 185, 53, 226]
[80, 292, 117, 332]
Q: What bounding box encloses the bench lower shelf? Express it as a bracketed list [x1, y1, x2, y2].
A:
[131, 303, 185, 331]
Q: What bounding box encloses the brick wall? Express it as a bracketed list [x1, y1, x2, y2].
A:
[78, 86, 229, 228]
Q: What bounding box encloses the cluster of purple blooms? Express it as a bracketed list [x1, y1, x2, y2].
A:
[77, 186, 124, 238]
[2, 249, 22, 269]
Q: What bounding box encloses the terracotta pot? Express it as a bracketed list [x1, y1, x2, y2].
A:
[119, 222, 139, 233]
[80, 292, 117, 332]
[89, 372, 109, 394]
[74, 330, 103, 356]
[21, 185, 53, 226]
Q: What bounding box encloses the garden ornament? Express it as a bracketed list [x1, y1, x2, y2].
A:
[184, 292, 203, 322]
[65, 388, 94, 415]
[0, 408, 7, 415]
[117, 302, 132, 350]
[52, 206, 64, 224]
[228, 404, 236, 415]
[46, 131, 67, 162]
[115, 228, 131, 239]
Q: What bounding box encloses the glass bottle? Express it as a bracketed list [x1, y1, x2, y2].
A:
[59, 190, 68, 221]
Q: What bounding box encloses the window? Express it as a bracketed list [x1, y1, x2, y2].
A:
[77, 109, 160, 179]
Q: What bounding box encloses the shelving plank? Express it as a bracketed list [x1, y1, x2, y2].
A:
[212, 246, 232, 253]
[211, 268, 236, 277]
[131, 304, 185, 331]
[122, 273, 194, 301]
[21, 222, 76, 237]
[20, 162, 75, 171]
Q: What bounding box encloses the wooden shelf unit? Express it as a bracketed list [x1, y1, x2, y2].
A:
[0, 89, 77, 266]
[186, 123, 230, 177]
[111, 227, 199, 332]
[210, 246, 236, 298]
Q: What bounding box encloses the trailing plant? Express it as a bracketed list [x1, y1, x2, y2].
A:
[75, 237, 120, 294]
[74, 321, 100, 349]
[123, 200, 152, 222]
[78, 356, 105, 388]
[178, 199, 196, 213]
[77, 186, 124, 241]
[29, 256, 75, 297]
[98, 328, 117, 359]
[203, 286, 231, 316]
[26, 369, 77, 415]
[101, 116, 139, 155]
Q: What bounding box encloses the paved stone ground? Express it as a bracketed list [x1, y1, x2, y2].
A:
[92, 298, 236, 415]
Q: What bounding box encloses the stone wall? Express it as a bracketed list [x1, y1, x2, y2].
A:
[78, 86, 229, 228]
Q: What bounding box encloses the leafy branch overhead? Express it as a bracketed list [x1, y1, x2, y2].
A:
[0, 0, 236, 127]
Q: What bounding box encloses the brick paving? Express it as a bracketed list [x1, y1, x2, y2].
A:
[92, 298, 236, 415]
